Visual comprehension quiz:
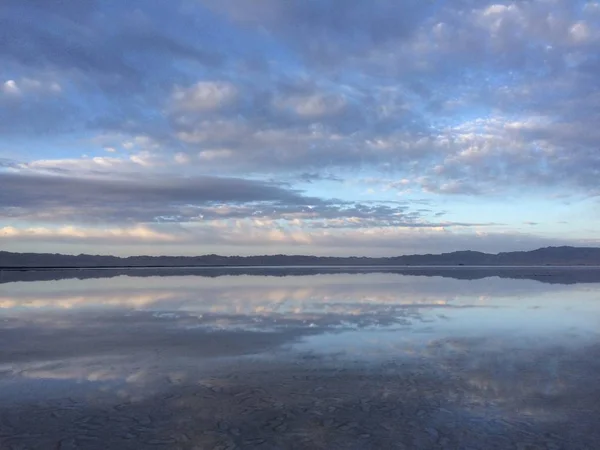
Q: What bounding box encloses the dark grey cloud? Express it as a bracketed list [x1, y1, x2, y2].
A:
[0, 171, 494, 229]
[0, 172, 315, 221]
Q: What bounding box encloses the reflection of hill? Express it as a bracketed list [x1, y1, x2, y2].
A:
[2, 266, 600, 285]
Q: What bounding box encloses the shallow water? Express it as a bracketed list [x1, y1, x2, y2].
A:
[1, 269, 600, 449]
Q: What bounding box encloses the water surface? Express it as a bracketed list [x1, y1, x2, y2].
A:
[1, 268, 599, 449]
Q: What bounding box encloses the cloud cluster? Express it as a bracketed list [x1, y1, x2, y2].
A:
[0, 171, 316, 223]
[2, 217, 589, 257]
[1, 0, 599, 254]
[3, 1, 599, 185]
[2, 171, 487, 230]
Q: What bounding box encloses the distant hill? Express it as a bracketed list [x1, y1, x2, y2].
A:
[1, 246, 600, 268]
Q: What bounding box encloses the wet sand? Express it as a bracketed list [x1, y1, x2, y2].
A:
[2, 341, 600, 449]
[1, 271, 600, 449]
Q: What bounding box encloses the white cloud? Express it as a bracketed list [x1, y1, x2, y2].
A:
[482, 4, 513, 16]
[175, 120, 249, 144]
[25, 156, 129, 173]
[2, 80, 20, 95]
[21, 78, 62, 93]
[171, 81, 238, 112]
[198, 148, 234, 160]
[274, 93, 347, 118]
[1, 78, 62, 96]
[174, 152, 191, 164]
[570, 22, 592, 42]
[130, 151, 161, 167]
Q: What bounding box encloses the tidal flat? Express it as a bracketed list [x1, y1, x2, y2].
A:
[1, 269, 599, 449]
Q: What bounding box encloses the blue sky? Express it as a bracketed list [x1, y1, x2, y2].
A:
[1, 0, 600, 256]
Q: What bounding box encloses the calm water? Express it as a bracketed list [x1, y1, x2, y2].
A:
[1, 268, 600, 449]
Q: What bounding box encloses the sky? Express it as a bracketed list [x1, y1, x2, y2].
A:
[1, 0, 600, 257]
